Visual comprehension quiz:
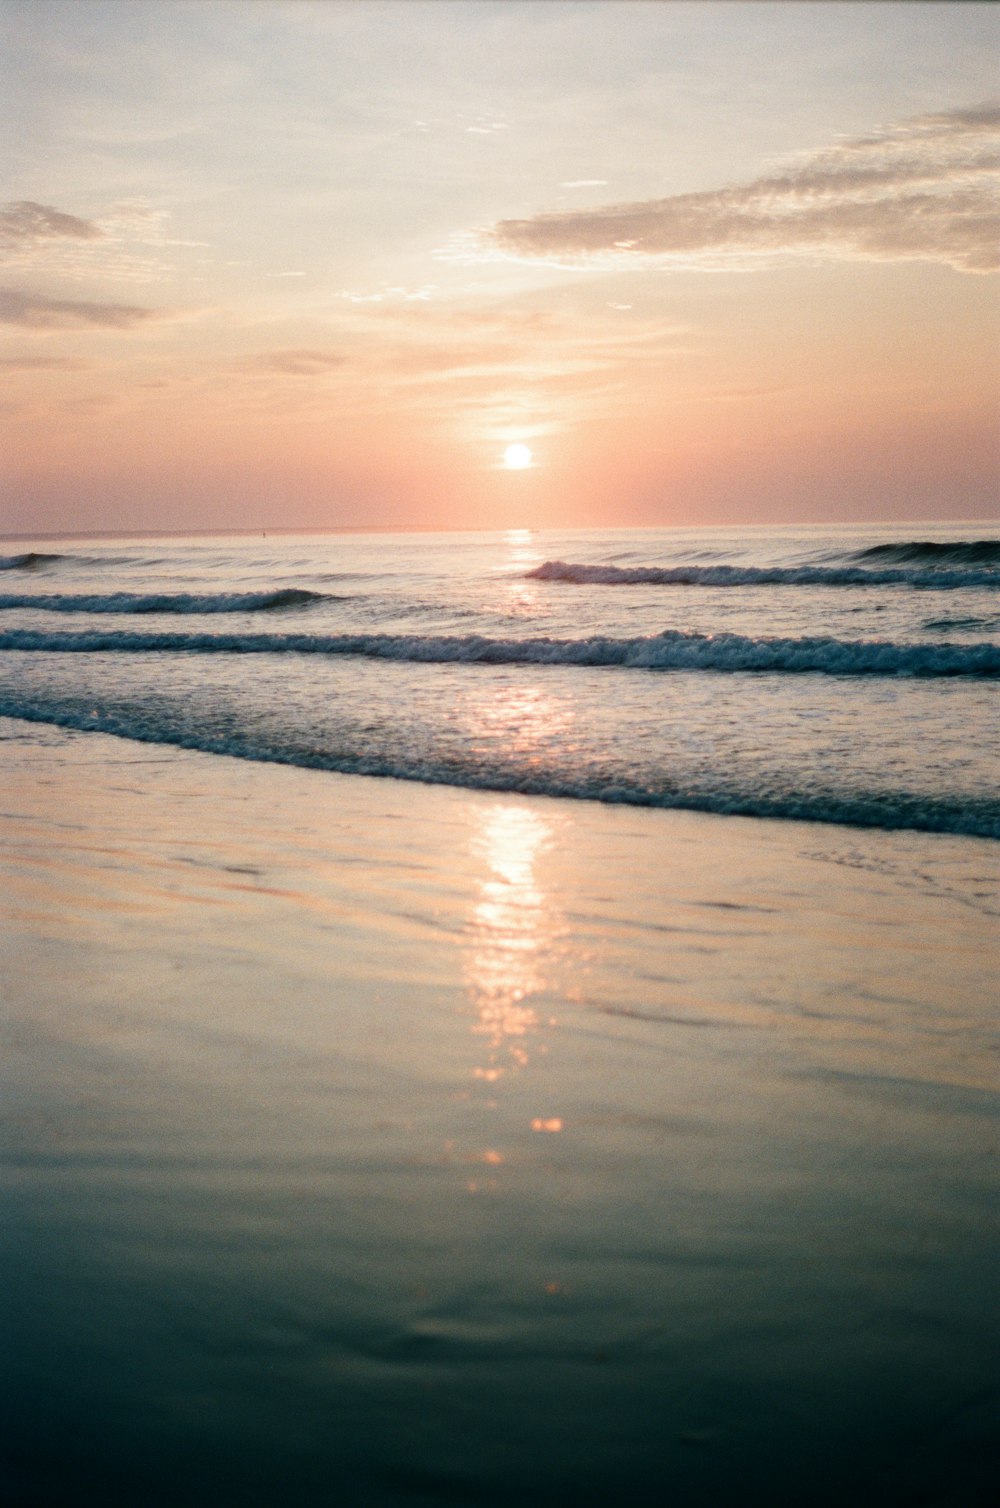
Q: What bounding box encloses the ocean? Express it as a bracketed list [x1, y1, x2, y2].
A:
[1, 522, 998, 837]
[2, 521, 998, 1507]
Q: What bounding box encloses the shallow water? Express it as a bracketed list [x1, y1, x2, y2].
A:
[3, 721, 997, 1506]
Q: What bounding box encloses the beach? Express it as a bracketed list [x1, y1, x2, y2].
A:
[3, 715, 997, 1506]
[6, 0, 999, 1496]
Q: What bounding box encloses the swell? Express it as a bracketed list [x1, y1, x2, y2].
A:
[0, 587, 330, 615]
[922, 613, 1000, 634]
[526, 560, 1000, 591]
[0, 551, 64, 571]
[2, 700, 996, 840]
[0, 549, 167, 572]
[851, 539, 1000, 566]
[1, 626, 998, 678]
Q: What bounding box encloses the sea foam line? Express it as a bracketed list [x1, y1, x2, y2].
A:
[2, 701, 997, 840]
[526, 560, 1000, 590]
[1, 627, 998, 677]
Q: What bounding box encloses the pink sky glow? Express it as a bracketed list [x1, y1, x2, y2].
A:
[2, 1, 998, 535]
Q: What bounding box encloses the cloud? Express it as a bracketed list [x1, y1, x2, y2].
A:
[0, 286, 162, 329]
[390, 341, 526, 377]
[371, 304, 556, 336]
[1, 199, 204, 284]
[0, 355, 90, 371]
[490, 105, 1000, 274]
[248, 349, 347, 375]
[339, 283, 437, 305]
[0, 201, 104, 252]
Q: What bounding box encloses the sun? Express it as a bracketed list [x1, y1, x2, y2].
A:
[503, 443, 533, 470]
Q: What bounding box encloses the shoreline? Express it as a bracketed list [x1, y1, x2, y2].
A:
[2, 704, 997, 843]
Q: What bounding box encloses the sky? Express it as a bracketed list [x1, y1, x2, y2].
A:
[1, 0, 998, 535]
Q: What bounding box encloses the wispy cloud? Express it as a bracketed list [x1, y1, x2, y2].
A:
[339, 283, 437, 305]
[0, 286, 162, 329]
[465, 119, 510, 137]
[0, 201, 104, 252]
[489, 105, 1000, 274]
[1, 199, 205, 284]
[0, 355, 90, 371]
[248, 349, 347, 376]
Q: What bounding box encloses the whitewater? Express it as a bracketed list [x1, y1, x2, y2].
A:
[0, 521, 997, 838]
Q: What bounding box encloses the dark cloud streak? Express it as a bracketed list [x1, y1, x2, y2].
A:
[249, 349, 348, 376]
[0, 355, 90, 371]
[0, 201, 104, 252]
[0, 286, 161, 329]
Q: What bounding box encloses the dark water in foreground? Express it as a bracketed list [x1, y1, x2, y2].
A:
[3, 722, 998, 1506]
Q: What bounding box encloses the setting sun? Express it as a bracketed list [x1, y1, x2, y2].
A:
[503, 443, 533, 470]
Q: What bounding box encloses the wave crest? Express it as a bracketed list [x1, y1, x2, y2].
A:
[0, 588, 329, 615]
[851, 540, 1000, 566]
[0, 551, 64, 571]
[2, 626, 997, 678]
[526, 559, 1000, 591]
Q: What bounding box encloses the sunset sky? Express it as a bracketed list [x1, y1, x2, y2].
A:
[2, 0, 998, 535]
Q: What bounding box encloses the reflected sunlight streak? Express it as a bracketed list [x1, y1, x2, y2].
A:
[465, 802, 562, 1083]
[495, 528, 545, 614]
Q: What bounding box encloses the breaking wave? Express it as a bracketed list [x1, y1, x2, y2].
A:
[1, 699, 996, 840]
[0, 588, 329, 615]
[2, 626, 997, 678]
[526, 560, 1000, 591]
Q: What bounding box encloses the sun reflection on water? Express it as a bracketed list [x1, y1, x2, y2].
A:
[465, 801, 562, 1084]
[468, 682, 575, 773]
[495, 527, 545, 617]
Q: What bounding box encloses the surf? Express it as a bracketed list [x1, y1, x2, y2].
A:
[2, 701, 997, 840]
[2, 626, 997, 678]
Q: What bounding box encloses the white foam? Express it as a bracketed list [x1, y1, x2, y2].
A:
[1, 627, 996, 678]
[1, 701, 997, 840]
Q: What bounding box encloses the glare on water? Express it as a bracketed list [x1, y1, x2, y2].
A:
[466, 802, 561, 1083]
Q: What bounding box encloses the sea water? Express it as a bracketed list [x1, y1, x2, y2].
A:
[1, 522, 998, 838]
[2, 521, 999, 1507]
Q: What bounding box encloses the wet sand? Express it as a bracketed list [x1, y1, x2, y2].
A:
[2, 716, 998, 1506]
